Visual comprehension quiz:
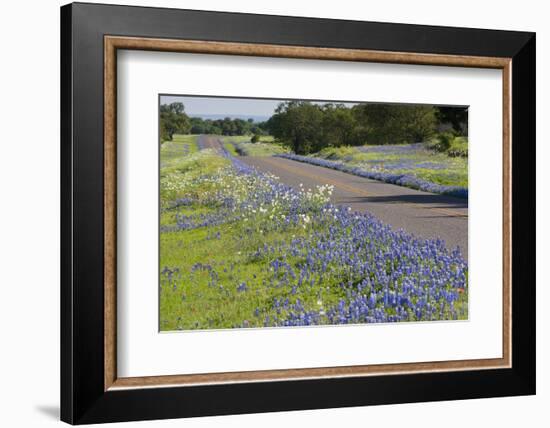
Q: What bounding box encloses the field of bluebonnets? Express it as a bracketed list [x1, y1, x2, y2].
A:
[159, 134, 468, 331]
[279, 142, 468, 198]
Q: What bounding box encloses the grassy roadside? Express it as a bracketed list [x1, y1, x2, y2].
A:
[220, 135, 467, 192]
[160, 134, 198, 167]
[159, 144, 468, 331]
[317, 144, 468, 188]
[223, 135, 288, 157]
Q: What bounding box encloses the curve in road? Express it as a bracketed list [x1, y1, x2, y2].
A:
[198, 135, 468, 259]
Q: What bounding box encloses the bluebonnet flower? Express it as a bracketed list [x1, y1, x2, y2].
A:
[161, 141, 468, 329]
[276, 152, 468, 198]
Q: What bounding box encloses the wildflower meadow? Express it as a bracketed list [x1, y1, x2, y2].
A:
[278, 143, 468, 198]
[159, 135, 468, 331]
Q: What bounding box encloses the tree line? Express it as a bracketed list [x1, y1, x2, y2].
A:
[160, 102, 267, 142]
[161, 100, 467, 155]
[266, 101, 466, 155]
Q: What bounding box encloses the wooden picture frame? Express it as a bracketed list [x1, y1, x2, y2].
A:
[61, 2, 535, 424]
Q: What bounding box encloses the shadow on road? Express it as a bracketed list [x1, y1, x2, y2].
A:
[335, 194, 468, 209]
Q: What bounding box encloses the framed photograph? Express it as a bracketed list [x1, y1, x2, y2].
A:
[61, 2, 535, 424]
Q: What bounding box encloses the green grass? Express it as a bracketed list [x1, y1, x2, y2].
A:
[315, 144, 468, 188]
[160, 146, 229, 205]
[222, 135, 251, 144]
[426, 133, 468, 158]
[240, 142, 289, 156]
[223, 135, 275, 144]
[159, 134, 468, 330]
[223, 141, 238, 156]
[223, 136, 289, 157]
[447, 136, 468, 157]
[160, 215, 347, 330]
[159, 149, 467, 330]
[159, 149, 341, 330]
[160, 134, 198, 167]
[257, 135, 275, 143]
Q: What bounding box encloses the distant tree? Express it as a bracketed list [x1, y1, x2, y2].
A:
[185, 116, 261, 136]
[257, 121, 270, 134]
[321, 104, 359, 147]
[165, 100, 443, 152]
[435, 107, 468, 135]
[159, 102, 191, 141]
[208, 124, 223, 135]
[167, 102, 184, 115]
[250, 125, 262, 135]
[233, 119, 248, 136]
[267, 101, 324, 154]
[352, 104, 437, 145]
[160, 120, 170, 143]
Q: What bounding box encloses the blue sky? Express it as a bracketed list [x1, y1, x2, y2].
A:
[160, 95, 359, 119]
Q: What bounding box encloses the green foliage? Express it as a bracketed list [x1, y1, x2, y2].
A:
[435, 106, 468, 135]
[427, 133, 468, 157]
[189, 116, 268, 136]
[267, 101, 439, 155]
[160, 121, 170, 143]
[223, 141, 238, 156]
[223, 136, 289, 157]
[267, 101, 325, 154]
[352, 103, 437, 145]
[160, 135, 198, 168]
[160, 101, 463, 159]
[318, 146, 367, 162]
[321, 104, 360, 147]
[160, 102, 191, 142]
[316, 144, 468, 188]
[448, 136, 468, 157]
[160, 147, 229, 203]
[427, 132, 454, 151]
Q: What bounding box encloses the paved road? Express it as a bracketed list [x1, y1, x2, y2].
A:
[198, 135, 468, 259]
[197, 134, 222, 150]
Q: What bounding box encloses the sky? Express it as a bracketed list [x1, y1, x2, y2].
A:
[160, 95, 359, 120]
